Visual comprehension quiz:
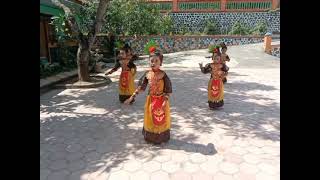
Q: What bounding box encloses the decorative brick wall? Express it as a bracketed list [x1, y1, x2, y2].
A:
[95, 35, 264, 55]
[170, 11, 280, 34]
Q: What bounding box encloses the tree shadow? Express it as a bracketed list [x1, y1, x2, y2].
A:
[40, 66, 278, 179]
[163, 68, 279, 141]
[40, 71, 218, 179]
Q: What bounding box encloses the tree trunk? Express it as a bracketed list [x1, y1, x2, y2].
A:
[53, 0, 109, 82]
[77, 41, 90, 82]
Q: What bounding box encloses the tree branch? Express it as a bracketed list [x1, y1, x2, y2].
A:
[87, 0, 109, 48]
[51, 0, 80, 34]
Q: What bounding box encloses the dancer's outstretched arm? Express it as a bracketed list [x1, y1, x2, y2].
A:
[124, 71, 148, 104]
[105, 61, 120, 75]
[199, 63, 212, 74]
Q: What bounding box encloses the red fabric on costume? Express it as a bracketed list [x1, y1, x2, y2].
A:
[211, 79, 221, 97]
[151, 96, 166, 126]
[120, 71, 129, 89]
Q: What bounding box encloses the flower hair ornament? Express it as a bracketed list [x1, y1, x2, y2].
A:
[208, 44, 221, 56]
[144, 39, 158, 55]
[144, 39, 163, 65]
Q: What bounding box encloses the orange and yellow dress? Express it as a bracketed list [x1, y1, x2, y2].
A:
[201, 63, 225, 109]
[138, 69, 172, 144]
[110, 61, 137, 102]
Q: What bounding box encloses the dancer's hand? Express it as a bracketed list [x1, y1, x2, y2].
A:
[124, 97, 133, 105]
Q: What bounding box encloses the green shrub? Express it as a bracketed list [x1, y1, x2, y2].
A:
[179, 25, 189, 35]
[250, 21, 267, 35]
[40, 46, 77, 79]
[40, 63, 64, 79]
[228, 21, 251, 35]
[203, 20, 219, 35]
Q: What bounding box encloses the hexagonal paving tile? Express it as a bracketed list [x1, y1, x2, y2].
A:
[50, 143, 67, 152]
[246, 146, 264, 155]
[84, 151, 101, 162]
[88, 171, 109, 180]
[170, 171, 192, 180]
[214, 172, 235, 180]
[105, 162, 123, 172]
[68, 169, 90, 180]
[49, 159, 68, 171]
[224, 152, 244, 164]
[182, 161, 200, 173]
[256, 172, 278, 180]
[153, 153, 171, 163]
[207, 154, 224, 164]
[249, 139, 266, 148]
[233, 139, 250, 147]
[134, 149, 153, 163]
[66, 152, 84, 162]
[220, 136, 235, 147]
[47, 170, 70, 180]
[257, 162, 278, 175]
[130, 170, 150, 180]
[261, 146, 280, 156]
[123, 160, 142, 172]
[233, 172, 256, 180]
[40, 158, 50, 169]
[171, 152, 189, 162]
[167, 144, 179, 150]
[96, 143, 113, 154]
[258, 153, 278, 161]
[162, 161, 181, 173]
[150, 170, 170, 180]
[79, 137, 95, 146]
[48, 150, 67, 161]
[243, 154, 261, 164]
[239, 162, 259, 174]
[67, 159, 86, 172]
[200, 161, 219, 174]
[229, 146, 248, 155]
[192, 171, 213, 180]
[143, 161, 161, 173]
[190, 153, 207, 164]
[66, 143, 82, 153]
[40, 169, 51, 180]
[219, 161, 239, 174]
[108, 170, 130, 180]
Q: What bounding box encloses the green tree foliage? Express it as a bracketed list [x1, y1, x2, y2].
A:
[104, 0, 173, 35]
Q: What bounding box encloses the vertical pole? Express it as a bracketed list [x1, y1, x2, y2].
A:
[272, 0, 278, 9]
[173, 0, 178, 12]
[221, 0, 227, 12]
[264, 33, 272, 54]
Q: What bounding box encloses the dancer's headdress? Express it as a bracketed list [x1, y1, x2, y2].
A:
[208, 44, 221, 56]
[144, 39, 163, 65]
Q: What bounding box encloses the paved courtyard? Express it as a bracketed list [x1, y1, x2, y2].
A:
[40, 42, 280, 180]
